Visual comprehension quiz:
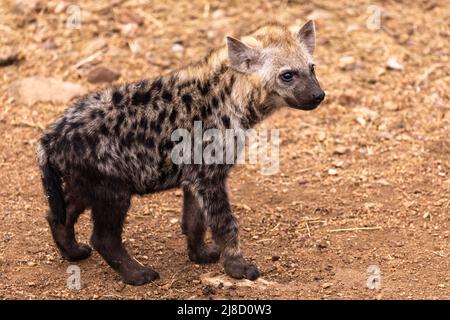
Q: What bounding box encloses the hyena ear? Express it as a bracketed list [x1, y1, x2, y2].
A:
[226, 36, 262, 73]
[298, 20, 316, 56]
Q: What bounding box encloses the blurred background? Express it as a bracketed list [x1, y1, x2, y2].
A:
[0, 0, 448, 299]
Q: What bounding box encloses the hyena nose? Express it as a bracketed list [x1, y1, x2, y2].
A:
[313, 91, 325, 102]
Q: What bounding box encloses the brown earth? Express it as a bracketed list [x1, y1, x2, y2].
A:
[0, 0, 449, 299]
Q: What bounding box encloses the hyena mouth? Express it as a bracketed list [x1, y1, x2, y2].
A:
[299, 101, 322, 110]
[283, 97, 322, 111]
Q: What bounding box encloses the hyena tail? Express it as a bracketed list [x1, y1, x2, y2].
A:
[38, 142, 66, 225]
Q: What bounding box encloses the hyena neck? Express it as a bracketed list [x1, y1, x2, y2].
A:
[178, 47, 278, 128]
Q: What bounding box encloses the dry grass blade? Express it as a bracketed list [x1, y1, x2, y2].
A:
[305, 222, 311, 237]
[73, 50, 105, 70]
[328, 226, 382, 233]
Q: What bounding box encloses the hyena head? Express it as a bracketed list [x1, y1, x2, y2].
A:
[226, 20, 325, 111]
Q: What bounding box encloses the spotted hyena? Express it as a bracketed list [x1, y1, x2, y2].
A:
[38, 21, 325, 285]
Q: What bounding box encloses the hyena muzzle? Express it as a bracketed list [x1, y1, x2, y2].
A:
[38, 21, 325, 285]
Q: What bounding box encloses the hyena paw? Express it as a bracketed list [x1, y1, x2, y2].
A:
[224, 258, 260, 280]
[122, 266, 160, 286]
[188, 244, 221, 264]
[60, 243, 92, 262]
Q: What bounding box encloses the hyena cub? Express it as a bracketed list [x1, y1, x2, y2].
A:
[38, 21, 325, 285]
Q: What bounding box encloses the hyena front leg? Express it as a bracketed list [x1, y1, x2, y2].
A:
[195, 179, 260, 280]
[182, 186, 220, 263]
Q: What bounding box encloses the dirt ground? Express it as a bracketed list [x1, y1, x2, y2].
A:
[0, 0, 449, 299]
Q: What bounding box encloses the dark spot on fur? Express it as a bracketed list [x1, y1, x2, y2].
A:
[224, 74, 235, 96]
[157, 109, 167, 123]
[220, 91, 226, 104]
[139, 117, 149, 132]
[164, 140, 174, 151]
[182, 94, 192, 113]
[121, 131, 134, 146]
[221, 115, 230, 128]
[150, 121, 162, 134]
[99, 123, 109, 136]
[158, 143, 165, 158]
[201, 105, 208, 119]
[150, 77, 163, 92]
[127, 106, 137, 117]
[112, 91, 123, 106]
[132, 91, 151, 106]
[131, 118, 138, 132]
[211, 96, 219, 109]
[146, 137, 155, 149]
[114, 112, 125, 135]
[136, 150, 147, 163]
[197, 80, 210, 95]
[152, 97, 160, 110]
[247, 103, 259, 125]
[219, 63, 228, 74]
[162, 90, 173, 102]
[169, 109, 178, 123]
[135, 130, 146, 142]
[90, 109, 105, 120]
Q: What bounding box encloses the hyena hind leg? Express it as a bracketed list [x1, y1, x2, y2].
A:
[181, 187, 220, 264]
[90, 189, 159, 285]
[47, 188, 92, 261]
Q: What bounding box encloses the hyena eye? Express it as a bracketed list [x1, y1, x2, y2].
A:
[280, 71, 294, 82]
[310, 64, 316, 74]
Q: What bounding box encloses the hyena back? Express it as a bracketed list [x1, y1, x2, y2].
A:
[38, 21, 325, 285]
